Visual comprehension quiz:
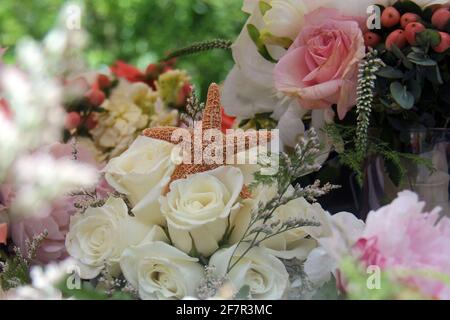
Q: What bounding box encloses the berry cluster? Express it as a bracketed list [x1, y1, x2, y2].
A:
[364, 5, 450, 53]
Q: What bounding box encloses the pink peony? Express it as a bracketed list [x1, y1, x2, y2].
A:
[355, 191, 450, 299]
[8, 143, 112, 264]
[273, 8, 365, 120]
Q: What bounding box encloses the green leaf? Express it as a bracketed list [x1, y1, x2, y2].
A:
[390, 82, 414, 109]
[391, 44, 413, 69]
[407, 52, 437, 66]
[393, 0, 423, 15]
[416, 29, 441, 47]
[376, 66, 404, 79]
[259, 1, 272, 15]
[424, 65, 443, 84]
[246, 24, 277, 63]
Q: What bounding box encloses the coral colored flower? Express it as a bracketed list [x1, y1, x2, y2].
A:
[355, 191, 450, 299]
[221, 108, 236, 133]
[110, 61, 145, 82]
[274, 8, 365, 120]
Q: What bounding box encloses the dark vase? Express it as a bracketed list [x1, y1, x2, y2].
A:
[352, 129, 450, 220]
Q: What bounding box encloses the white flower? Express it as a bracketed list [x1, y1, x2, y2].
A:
[90, 80, 151, 158]
[105, 136, 175, 225]
[262, 0, 309, 41]
[120, 227, 204, 300]
[65, 197, 151, 279]
[162, 166, 244, 257]
[304, 211, 365, 288]
[231, 193, 331, 260]
[209, 244, 289, 299]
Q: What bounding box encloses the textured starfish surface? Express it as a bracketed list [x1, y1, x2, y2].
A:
[142, 83, 272, 199]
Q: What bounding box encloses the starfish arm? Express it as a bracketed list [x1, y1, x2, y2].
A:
[202, 83, 222, 131]
[142, 127, 184, 144]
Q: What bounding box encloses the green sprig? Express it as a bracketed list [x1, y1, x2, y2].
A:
[163, 39, 232, 61]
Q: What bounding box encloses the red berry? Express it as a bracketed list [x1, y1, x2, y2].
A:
[432, 8, 450, 30]
[97, 74, 111, 90]
[400, 13, 420, 29]
[364, 32, 382, 48]
[85, 89, 105, 106]
[381, 7, 401, 28]
[405, 22, 426, 45]
[386, 29, 407, 50]
[65, 112, 81, 130]
[86, 112, 99, 130]
[433, 32, 450, 53]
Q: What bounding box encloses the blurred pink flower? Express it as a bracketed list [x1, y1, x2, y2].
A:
[8, 142, 112, 264]
[274, 8, 365, 120]
[355, 191, 450, 299]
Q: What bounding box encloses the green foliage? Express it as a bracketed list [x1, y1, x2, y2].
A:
[324, 123, 435, 187]
[0, 232, 47, 290]
[57, 278, 135, 300]
[163, 39, 232, 61]
[0, 0, 246, 98]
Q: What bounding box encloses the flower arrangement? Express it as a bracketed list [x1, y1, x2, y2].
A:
[1, 0, 450, 301]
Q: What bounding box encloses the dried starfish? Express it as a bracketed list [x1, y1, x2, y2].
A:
[142, 83, 272, 199]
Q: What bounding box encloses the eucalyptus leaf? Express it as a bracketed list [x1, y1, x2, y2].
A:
[416, 29, 441, 47]
[376, 66, 404, 79]
[424, 65, 443, 84]
[393, 0, 422, 15]
[390, 82, 414, 109]
[391, 44, 413, 69]
[407, 52, 436, 66]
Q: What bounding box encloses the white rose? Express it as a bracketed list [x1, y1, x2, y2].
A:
[120, 238, 204, 300]
[65, 197, 150, 279]
[231, 193, 330, 260]
[105, 136, 175, 225]
[304, 211, 365, 288]
[161, 166, 244, 257]
[262, 0, 309, 41]
[210, 244, 289, 299]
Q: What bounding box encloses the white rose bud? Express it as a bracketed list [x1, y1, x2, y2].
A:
[65, 197, 150, 279]
[210, 244, 289, 299]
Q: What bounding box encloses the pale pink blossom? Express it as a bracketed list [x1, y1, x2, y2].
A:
[8, 143, 111, 264]
[355, 191, 450, 299]
[274, 8, 365, 120]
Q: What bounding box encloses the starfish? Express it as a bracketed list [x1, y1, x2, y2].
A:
[142, 83, 272, 199]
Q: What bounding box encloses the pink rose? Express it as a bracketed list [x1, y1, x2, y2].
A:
[8, 143, 112, 264]
[274, 8, 365, 120]
[355, 191, 450, 299]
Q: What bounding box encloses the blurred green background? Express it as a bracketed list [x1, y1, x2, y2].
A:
[0, 0, 246, 96]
